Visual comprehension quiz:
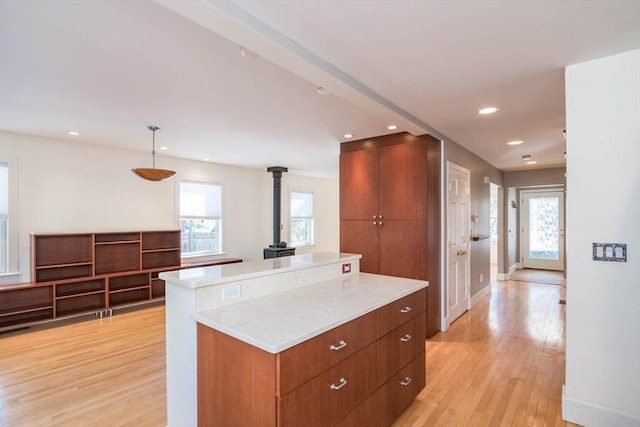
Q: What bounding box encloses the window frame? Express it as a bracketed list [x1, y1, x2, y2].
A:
[289, 190, 315, 248]
[178, 180, 224, 258]
[0, 158, 19, 284]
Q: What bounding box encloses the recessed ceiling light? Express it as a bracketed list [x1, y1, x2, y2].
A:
[69, 131, 79, 136]
[521, 154, 532, 161]
[478, 107, 499, 115]
[526, 161, 537, 165]
[203, 157, 210, 161]
[316, 87, 330, 95]
[507, 140, 524, 145]
[344, 133, 353, 138]
[387, 125, 398, 130]
[159, 146, 168, 150]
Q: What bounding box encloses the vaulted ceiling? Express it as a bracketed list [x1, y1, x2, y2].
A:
[1, 1, 639, 178]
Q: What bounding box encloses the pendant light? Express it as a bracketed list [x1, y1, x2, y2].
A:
[132, 126, 176, 181]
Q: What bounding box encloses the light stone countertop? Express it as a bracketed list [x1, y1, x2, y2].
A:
[159, 252, 361, 289]
[194, 272, 428, 353]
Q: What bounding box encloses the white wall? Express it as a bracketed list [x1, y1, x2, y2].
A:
[0, 131, 339, 284]
[563, 49, 640, 426]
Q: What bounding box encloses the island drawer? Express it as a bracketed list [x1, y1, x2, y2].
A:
[277, 343, 377, 427]
[335, 351, 425, 427]
[376, 288, 426, 338]
[377, 311, 425, 386]
[277, 310, 376, 396]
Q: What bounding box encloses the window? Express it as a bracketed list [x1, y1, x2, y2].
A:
[290, 191, 314, 247]
[0, 163, 7, 273]
[179, 181, 222, 256]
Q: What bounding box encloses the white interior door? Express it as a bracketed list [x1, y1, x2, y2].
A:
[521, 190, 565, 271]
[446, 162, 470, 328]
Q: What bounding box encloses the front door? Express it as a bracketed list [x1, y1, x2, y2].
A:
[446, 162, 470, 328]
[521, 190, 565, 271]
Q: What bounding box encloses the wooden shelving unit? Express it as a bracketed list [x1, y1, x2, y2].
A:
[0, 230, 181, 331]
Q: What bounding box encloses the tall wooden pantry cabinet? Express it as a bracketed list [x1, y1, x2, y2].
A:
[340, 132, 441, 337]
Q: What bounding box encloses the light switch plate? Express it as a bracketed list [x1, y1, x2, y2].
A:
[593, 243, 627, 262]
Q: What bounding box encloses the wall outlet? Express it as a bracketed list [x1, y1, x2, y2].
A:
[480, 273, 484, 283]
[342, 263, 351, 274]
[223, 284, 241, 301]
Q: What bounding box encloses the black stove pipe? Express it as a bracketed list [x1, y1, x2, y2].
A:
[267, 166, 287, 248]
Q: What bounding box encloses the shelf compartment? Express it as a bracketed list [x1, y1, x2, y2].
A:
[35, 263, 93, 283]
[142, 250, 180, 270]
[94, 232, 141, 244]
[108, 288, 149, 307]
[0, 286, 53, 316]
[0, 286, 53, 315]
[0, 308, 54, 328]
[142, 230, 180, 251]
[109, 273, 149, 292]
[56, 293, 105, 317]
[95, 242, 141, 275]
[56, 279, 106, 298]
[33, 234, 93, 267]
[151, 278, 165, 299]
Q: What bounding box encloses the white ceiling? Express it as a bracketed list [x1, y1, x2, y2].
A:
[1, 1, 639, 178]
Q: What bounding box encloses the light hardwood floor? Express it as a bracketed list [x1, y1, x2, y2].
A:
[0, 280, 576, 426]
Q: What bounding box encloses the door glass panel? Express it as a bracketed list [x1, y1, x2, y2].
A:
[528, 197, 559, 260]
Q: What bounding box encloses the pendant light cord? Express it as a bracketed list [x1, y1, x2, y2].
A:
[149, 125, 159, 169]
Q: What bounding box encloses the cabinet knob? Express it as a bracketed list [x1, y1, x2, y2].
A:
[373, 221, 378, 225]
[378, 221, 383, 226]
[378, 214, 383, 219]
[329, 377, 348, 390]
[373, 215, 378, 219]
[329, 340, 348, 351]
[400, 377, 412, 386]
[399, 306, 412, 314]
[400, 334, 412, 342]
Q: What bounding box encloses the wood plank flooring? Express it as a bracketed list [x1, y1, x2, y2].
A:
[0, 280, 576, 426]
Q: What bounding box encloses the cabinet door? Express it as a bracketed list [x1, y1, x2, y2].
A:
[340, 220, 379, 274]
[378, 220, 427, 279]
[378, 141, 427, 220]
[340, 149, 378, 220]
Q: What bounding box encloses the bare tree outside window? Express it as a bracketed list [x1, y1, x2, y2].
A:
[290, 191, 314, 247]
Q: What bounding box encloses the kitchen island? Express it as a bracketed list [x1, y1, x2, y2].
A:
[160, 252, 427, 427]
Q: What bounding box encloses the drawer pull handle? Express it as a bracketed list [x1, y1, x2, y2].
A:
[399, 306, 412, 314]
[400, 334, 412, 342]
[330, 377, 348, 390]
[400, 377, 412, 386]
[329, 340, 348, 351]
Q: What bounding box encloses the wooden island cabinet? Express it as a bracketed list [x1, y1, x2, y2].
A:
[197, 286, 426, 427]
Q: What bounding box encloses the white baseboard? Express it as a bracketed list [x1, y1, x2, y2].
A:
[562, 386, 640, 427]
[496, 264, 519, 280]
[502, 263, 519, 280]
[470, 285, 491, 308]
